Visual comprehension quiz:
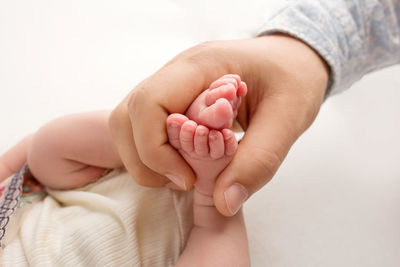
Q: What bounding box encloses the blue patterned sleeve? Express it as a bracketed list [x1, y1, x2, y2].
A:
[258, 0, 400, 96]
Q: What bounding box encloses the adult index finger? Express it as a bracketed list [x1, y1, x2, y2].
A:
[128, 60, 225, 190]
[109, 97, 169, 187]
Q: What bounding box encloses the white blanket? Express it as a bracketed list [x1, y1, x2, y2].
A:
[2, 169, 193, 267]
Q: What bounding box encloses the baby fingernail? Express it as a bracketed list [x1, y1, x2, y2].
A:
[224, 183, 248, 215]
[165, 174, 186, 191]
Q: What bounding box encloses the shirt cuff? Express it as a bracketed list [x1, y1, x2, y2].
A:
[257, 5, 342, 97]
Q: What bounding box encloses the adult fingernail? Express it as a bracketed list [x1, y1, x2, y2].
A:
[224, 183, 248, 215]
[165, 174, 186, 191]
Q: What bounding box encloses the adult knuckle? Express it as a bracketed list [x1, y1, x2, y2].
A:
[250, 147, 282, 183]
[127, 87, 146, 116]
[186, 41, 217, 55]
[182, 41, 219, 65]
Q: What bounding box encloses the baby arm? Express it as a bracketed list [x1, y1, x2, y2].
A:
[167, 74, 250, 266]
[27, 110, 123, 189]
[0, 135, 32, 181]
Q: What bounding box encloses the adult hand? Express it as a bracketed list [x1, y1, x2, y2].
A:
[109, 34, 329, 216]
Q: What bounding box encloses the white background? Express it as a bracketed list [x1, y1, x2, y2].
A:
[1, 1, 399, 266]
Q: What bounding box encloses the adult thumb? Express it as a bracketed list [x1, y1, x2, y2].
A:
[213, 94, 319, 216]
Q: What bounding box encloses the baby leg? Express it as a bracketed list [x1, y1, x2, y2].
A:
[167, 74, 247, 190]
[167, 74, 250, 266]
[167, 74, 247, 200]
[27, 111, 123, 189]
